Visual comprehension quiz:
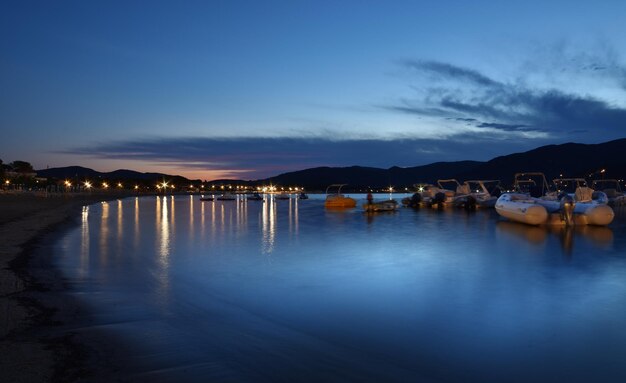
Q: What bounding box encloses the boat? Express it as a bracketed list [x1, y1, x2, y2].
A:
[247, 192, 264, 201]
[495, 192, 549, 225]
[537, 178, 614, 226]
[495, 173, 559, 225]
[495, 173, 614, 226]
[363, 199, 398, 212]
[433, 179, 464, 207]
[199, 195, 214, 201]
[216, 193, 236, 201]
[298, 192, 309, 199]
[401, 192, 424, 208]
[592, 179, 626, 206]
[401, 184, 438, 208]
[324, 184, 356, 208]
[512, 172, 553, 198]
[461, 180, 503, 208]
[275, 193, 290, 200]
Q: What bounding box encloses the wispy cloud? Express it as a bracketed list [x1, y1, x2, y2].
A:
[403, 60, 501, 87]
[390, 58, 626, 141]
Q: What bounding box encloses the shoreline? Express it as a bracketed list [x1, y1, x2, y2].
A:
[0, 192, 133, 382]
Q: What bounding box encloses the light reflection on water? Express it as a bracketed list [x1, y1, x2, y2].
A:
[56, 195, 626, 382]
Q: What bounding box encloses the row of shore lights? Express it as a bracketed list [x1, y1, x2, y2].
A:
[156, 181, 305, 192]
[65, 180, 141, 190]
[62, 180, 305, 192]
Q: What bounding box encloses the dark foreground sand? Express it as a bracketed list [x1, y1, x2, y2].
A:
[0, 192, 132, 382]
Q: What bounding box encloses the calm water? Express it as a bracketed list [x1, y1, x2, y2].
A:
[55, 194, 626, 382]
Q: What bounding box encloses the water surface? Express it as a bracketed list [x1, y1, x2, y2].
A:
[56, 194, 626, 382]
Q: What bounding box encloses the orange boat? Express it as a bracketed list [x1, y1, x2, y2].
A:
[324, 184, 356, 208]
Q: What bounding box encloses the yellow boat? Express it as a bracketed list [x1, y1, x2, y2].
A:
[324, 184, 357, 208]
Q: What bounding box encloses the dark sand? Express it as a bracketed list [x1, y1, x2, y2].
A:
[0, 192, 133, 382]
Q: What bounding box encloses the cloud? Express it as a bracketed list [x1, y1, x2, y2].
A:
[61, 136, 544, 180]
[403, 60, 500, 87]
[476, 122, 532, 132]
[390, 59, 626, 140]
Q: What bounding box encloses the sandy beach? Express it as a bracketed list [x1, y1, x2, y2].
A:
[0, 192, 131, 382]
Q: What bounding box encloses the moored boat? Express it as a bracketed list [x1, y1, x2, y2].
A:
[536, 178, 614, 226]
[461, 180, 503, 208]
[495, 193, 549, 225]
[496, 174, 614, 226]
[247, 192, 263, 201]
[324, 184, 356, 208]
[363, 199, 398, 212]
[216, 193, 236, 201]
[592, 179, 626, 206]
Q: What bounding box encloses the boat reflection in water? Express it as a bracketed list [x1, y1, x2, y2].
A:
[496, 220, 613, 253]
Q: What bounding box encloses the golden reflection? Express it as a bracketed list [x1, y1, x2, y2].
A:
[134, 197, 140, 250]
[211, 200, 216, 241]
[496, 221, 614, 252]
[155, 196, 171, 307]
[201, 196, 206, 232]
[497, 221, 548, 244]
[79, 206, 89, 278]
[579, 225, 614, 248]
[116, 199, 123, 252]
[158, 196, 171, 259]
[236, 198, 247, 235]
[170, 195, 176, 233]
[262, 197, 276, 254]
[189, 195, 194, 241]
[99, 202, 109, 264]
[288, 197, 299, 235]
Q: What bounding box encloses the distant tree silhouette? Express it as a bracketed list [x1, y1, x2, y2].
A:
[10, 160, 34, 173]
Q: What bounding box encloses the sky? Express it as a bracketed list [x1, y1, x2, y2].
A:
[2, 1, 626, 180]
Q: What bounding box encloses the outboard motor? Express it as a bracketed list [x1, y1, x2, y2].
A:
[431, 192, 446, 208]
[464, 195, 477, 211]
[409, 192, 422, 208]
[560, 194, 575, 226]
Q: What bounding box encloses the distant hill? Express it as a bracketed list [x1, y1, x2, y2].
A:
[457, 139, 626, 185]
[36, 138, 626, 189]
[263, 139, 626, 189]
[36, 166, 199, 184]
[264, 161, 483, 190]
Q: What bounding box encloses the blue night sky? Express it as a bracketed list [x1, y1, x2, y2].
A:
[2, 1, 626, 180]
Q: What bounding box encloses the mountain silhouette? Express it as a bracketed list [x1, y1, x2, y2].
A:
[36, 138, 626, 189]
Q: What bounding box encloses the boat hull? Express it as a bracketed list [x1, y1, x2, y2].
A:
[495, 194, 548, 225]
[536, 197, 614, 226]
[325, 196, 357, 208]
[497, 193, 614, 226]
[363, 200, 398, 212]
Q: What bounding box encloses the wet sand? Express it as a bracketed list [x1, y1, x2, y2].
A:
[0, 192, 132, 382]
